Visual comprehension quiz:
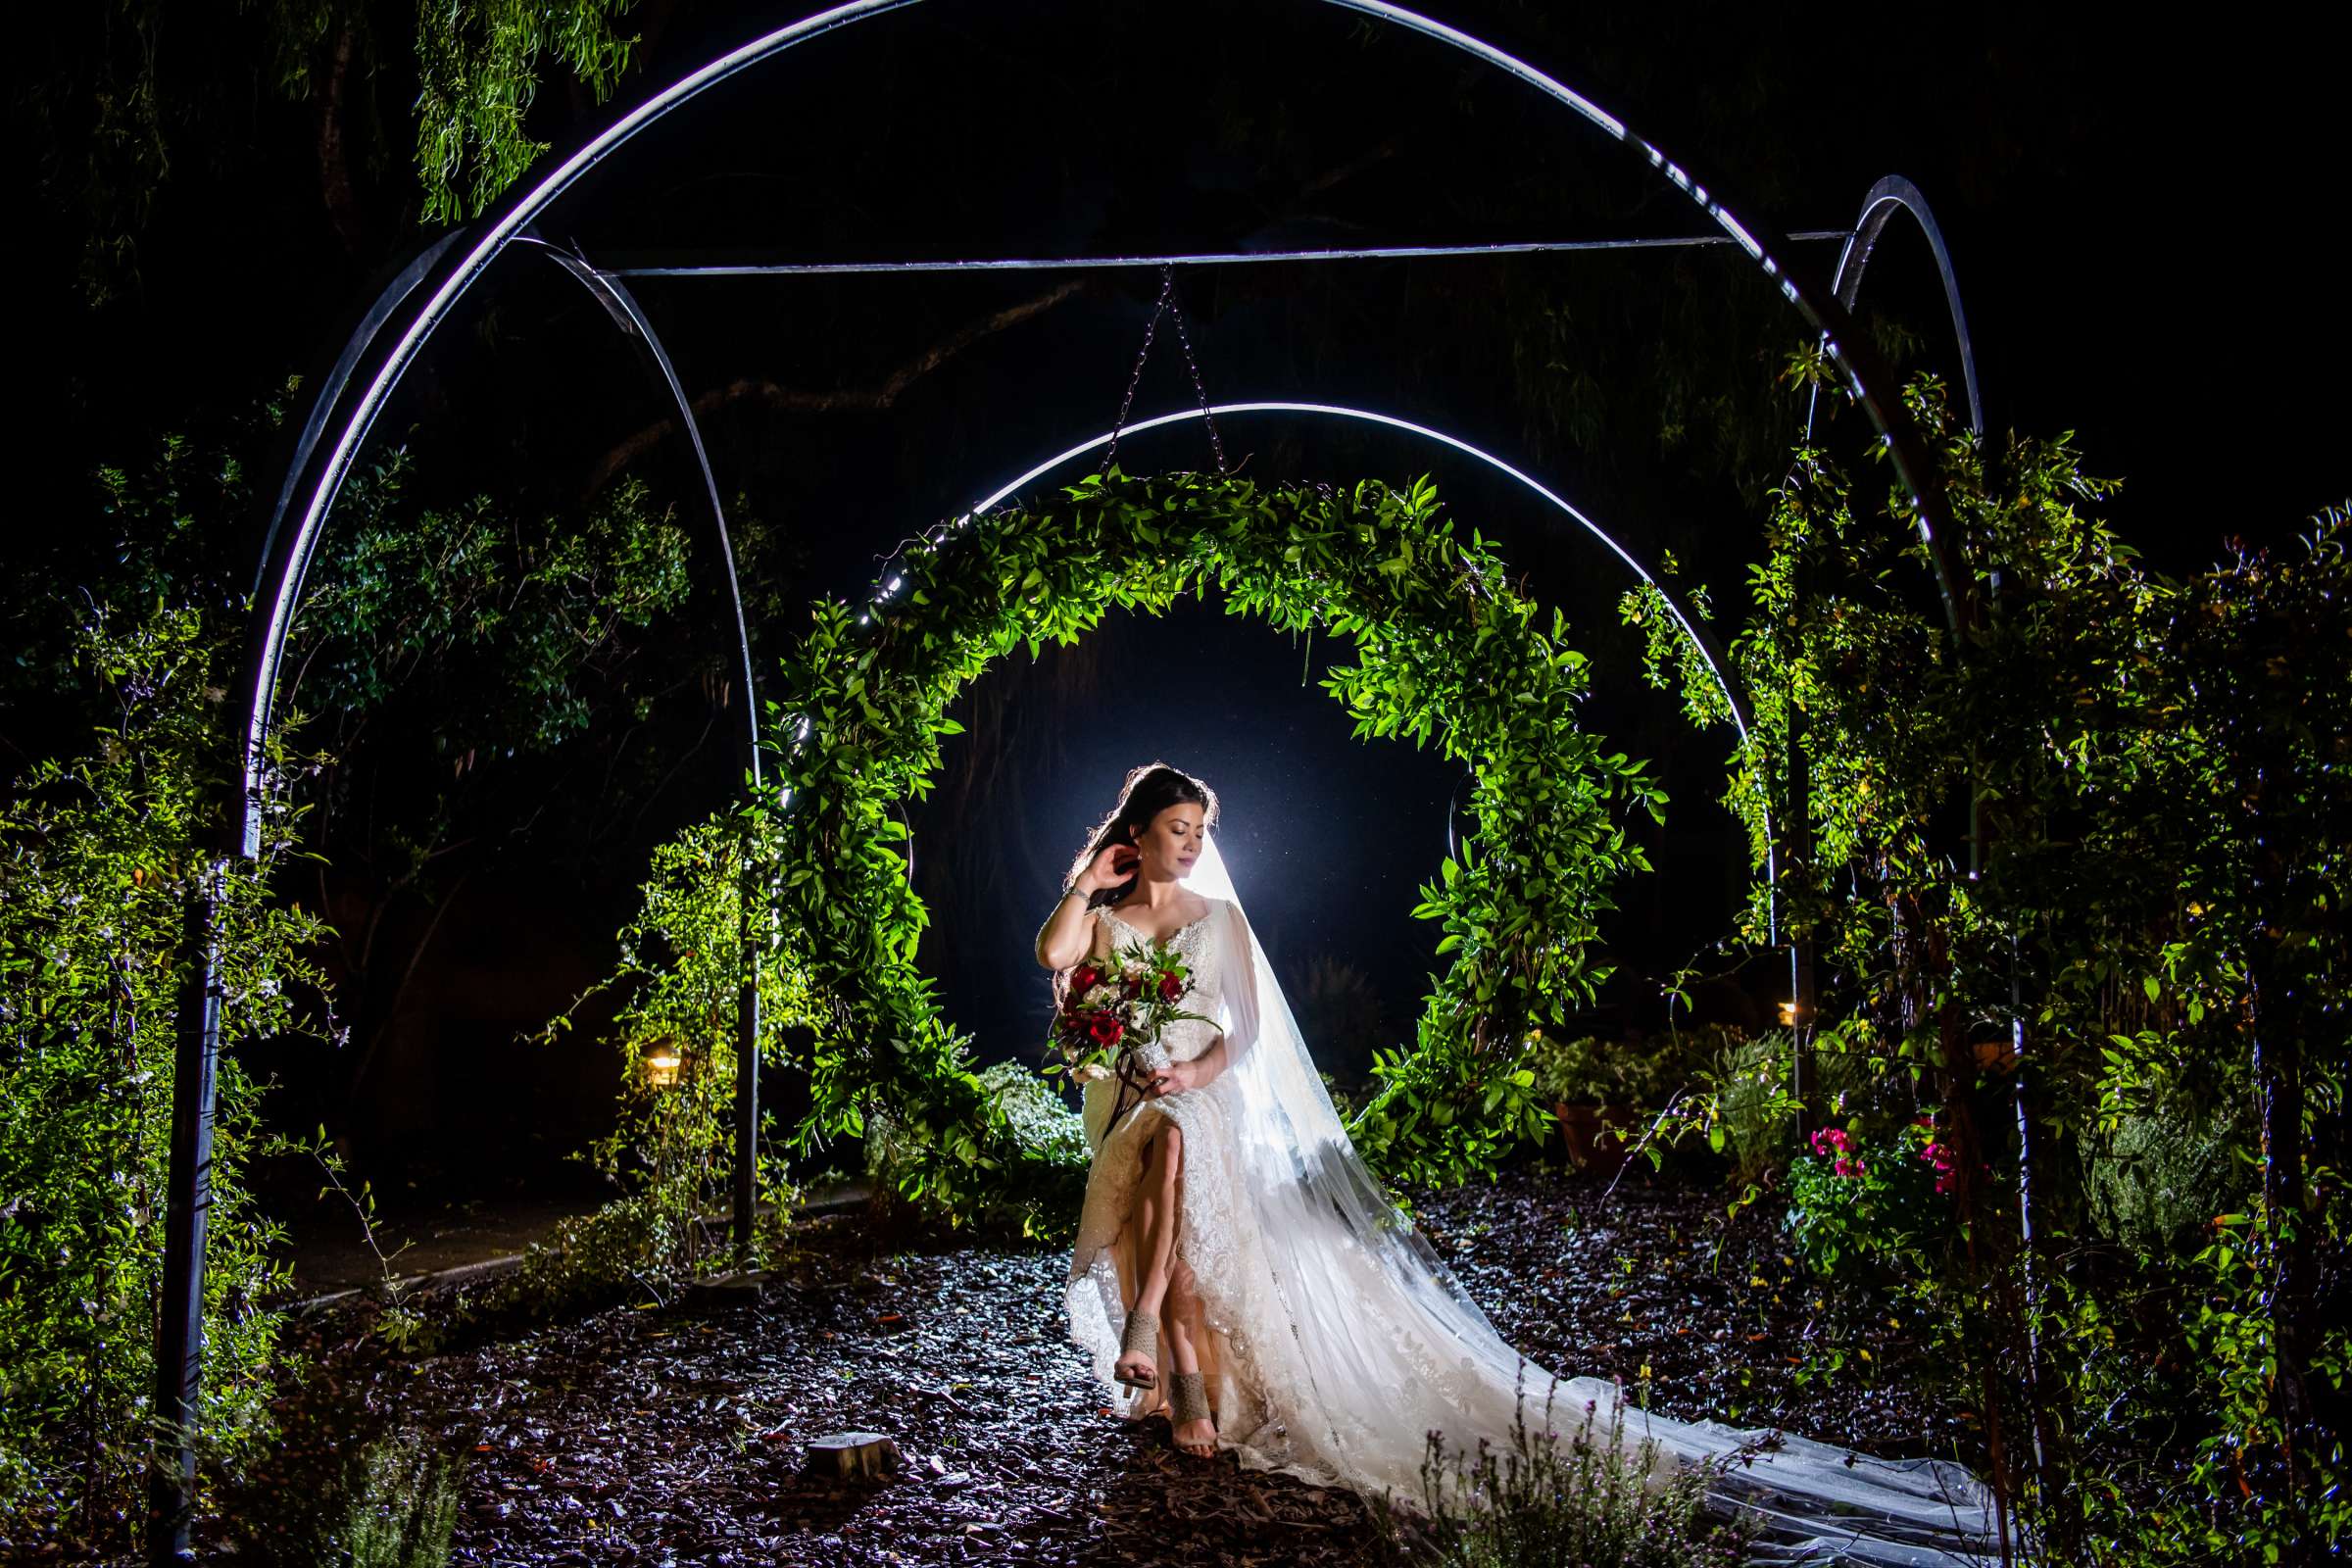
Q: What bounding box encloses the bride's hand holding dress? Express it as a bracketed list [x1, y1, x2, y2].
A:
[1143, 1046, 1221, 1099]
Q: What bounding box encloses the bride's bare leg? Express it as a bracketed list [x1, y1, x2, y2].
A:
[1113, 1122, 1185, 1387]
[1162, 1260, 1215, 1458]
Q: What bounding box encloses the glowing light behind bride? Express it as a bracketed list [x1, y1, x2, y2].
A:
[1177, 826, 1238, 905]
[1180, 828, 1344, 1168]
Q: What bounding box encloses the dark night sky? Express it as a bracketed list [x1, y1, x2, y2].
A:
[9, 1, 2344, 1172]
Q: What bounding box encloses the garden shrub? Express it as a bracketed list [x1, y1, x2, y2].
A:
[335, 1427, 462, 1568]
[1628, 363, 2352, 1561]
[976, 1059, 1089, 1170]
[0, 604, 329, 1545]
[1781, 1118, 1943, 1288]
[247, 1424, 461, 1568]
[1522, 1031, 1667, 1108]
[866, 1059, 1087, 1236]
[220, 1397, 463, 1568]
[2082, 1080, 2257, 1260]
[1374, 1369, 1758, 1566]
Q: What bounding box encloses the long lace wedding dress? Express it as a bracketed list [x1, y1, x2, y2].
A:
[1064, 843, 2006, 1567]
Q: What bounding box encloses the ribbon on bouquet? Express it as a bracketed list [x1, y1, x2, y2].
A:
[1103, 1043, 1171, 1132]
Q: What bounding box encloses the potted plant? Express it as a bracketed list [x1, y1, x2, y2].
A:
[1520, 1031, 1651, 1172]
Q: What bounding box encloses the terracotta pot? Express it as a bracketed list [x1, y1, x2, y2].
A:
[1552, 1102, 1638, 1173]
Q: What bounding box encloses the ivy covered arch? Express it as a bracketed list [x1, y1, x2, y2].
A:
[768, 468, 1665, 1230]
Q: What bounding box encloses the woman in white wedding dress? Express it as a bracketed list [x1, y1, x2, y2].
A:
[1034, 762, 2007, 1566]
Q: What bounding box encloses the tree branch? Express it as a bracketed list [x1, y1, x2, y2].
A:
[584, 277, 1089, 499]
[315, 21, 365, 256]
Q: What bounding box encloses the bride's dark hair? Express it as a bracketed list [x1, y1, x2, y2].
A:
[1052, 762, 1219, 1009]
[1061, 762, 1220, 913]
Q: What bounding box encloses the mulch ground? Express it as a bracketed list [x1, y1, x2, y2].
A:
[208, 1164, 1970, 1567]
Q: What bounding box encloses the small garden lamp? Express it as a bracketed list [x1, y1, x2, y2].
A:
[1778, 999, 1800, 1027]
[642, 1037, 684, 1090]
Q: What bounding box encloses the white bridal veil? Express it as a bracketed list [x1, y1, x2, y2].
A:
[1179, 835, 2006, 1567]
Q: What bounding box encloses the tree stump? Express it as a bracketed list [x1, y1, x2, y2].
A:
[806, 1431, 900, 1479]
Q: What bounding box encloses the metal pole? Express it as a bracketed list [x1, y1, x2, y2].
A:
[1829, 174, 2047, 1510]
[1802, 172, 1992, 1154]
[150, 227, 475, 1564]
[148, 867, 222, 1564]
[601, 230, 1853, 277]
[735, 830, 760, 1261]
[1786, 635, 1818, 1143]
[518, 239, 766, 1259]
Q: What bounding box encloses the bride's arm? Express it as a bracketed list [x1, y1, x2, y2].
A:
[1034, 887, 1102, 970]
[1037, 843, 1134, 968]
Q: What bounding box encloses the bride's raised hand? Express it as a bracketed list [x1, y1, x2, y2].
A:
[1076, 841, 1141, 894]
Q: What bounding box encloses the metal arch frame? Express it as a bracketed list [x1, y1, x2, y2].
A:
[157, 3, 1980, 1552]
[922, 397, 1766, 901]
[510, 234, 768, 1280]
[954, 400, 1757, 752]
[148, 237, 769, 1557]
[1823, 178, 2048, 1480]
[1829, 174, 1984, 437]
[1782, 174, 2009, 1420]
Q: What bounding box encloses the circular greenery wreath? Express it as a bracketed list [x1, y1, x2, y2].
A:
[769, 469, 1664, 1231]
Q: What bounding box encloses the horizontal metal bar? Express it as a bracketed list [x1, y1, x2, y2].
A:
[598, 230, 1853, 277]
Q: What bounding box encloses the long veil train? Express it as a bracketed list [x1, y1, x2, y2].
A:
[1174, 834, 2004, 1567]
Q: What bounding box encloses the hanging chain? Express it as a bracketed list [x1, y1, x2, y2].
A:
[1099, 266, 1227, 477]
[1099, 270, 1173, 476]
[1165, 273, 1228, 474]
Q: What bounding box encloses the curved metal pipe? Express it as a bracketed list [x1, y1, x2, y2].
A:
[514, 236, 766, 1264]
[258, 231, 469, 600]
[1825, 184, 2038, 1483]
[906, 398, 1773, 926]
[960, 400, 1757, 753]
[514, 237, 763, 790]
[1829, 175, 1984, 436]
[1786, 174, 1985, 1258]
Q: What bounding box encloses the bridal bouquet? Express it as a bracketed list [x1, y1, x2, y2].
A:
[1046, 935, 1214, 1118]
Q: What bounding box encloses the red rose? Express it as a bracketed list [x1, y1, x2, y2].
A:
[1069, 965, 1101, 996]
[1158, 972, 1183, 1002]
[1088, 1013, 1125, 1048]
[1122, 975, 1142, 999]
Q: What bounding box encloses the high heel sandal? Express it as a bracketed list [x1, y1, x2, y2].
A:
[1167, 1371, 1216, 1459]
[1114, 1308, 1159, 1390]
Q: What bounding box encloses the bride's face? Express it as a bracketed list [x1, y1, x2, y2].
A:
[1129, 803, 1206, 881]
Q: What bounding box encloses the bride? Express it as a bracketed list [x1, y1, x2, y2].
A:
[1033, 762, 2004, 1566]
